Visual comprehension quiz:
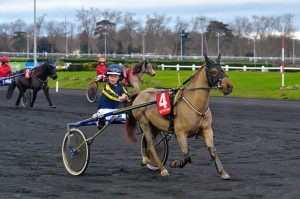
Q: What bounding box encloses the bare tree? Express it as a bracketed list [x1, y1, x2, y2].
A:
[0, 23, 13, 51]
[36, 14, 47, 37]
[144, 13, 171, 54]
[118, 12, 140, 54]
[45, 20, 64, 53]
[76, 7, 100, 54]
[230, 16, 252, 56]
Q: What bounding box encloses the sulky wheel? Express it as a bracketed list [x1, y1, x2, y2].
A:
[86, 82, 98, 103]
[141, 131, 169, 170]
[62, 128, 90, 176]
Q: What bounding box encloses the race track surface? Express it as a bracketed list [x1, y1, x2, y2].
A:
[0, 87, 300, 199]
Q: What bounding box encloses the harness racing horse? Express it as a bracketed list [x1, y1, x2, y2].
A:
[125, 54, 233, 179]
[6, 60, 58, 108]
[121, 59, 155, 93]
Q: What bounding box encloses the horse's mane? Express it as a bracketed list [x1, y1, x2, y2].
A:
[184, 64, 205, 85]
[132, 61, 144, 74]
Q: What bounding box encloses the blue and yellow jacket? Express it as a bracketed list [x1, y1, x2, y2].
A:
[97, 82, 130, 109]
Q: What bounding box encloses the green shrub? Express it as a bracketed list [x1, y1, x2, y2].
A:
[68, 63, 84, 71]
[83, 63, 93, 71]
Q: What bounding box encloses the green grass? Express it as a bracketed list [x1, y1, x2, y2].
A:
[48, 70, 300, 100]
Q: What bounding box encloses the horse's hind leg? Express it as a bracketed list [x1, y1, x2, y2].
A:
[203, 128, 231, 180]
[15, 92, 22, 107]
[141, 122, 169, 176]
[170, 132, 192, 168]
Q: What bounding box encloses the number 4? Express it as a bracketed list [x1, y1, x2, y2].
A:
[159, 93, 168, 108]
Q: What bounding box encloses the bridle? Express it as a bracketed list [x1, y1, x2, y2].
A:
[206, 63, 227, 88]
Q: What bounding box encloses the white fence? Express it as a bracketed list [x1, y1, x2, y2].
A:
[158, 64, 300, 72]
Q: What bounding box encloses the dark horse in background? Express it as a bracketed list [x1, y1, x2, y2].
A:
[6, 60, 58, 108]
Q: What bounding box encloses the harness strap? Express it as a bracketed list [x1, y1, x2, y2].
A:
[182, 96, 209, 117]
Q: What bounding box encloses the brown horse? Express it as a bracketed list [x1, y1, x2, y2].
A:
[125, 54, 233, 180]
[121, 59, 155, 93]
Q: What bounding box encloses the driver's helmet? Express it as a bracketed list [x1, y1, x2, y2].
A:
[98, 57, 106, 64]
[1, 56, 10, 63]
[105, 64, 124, 81]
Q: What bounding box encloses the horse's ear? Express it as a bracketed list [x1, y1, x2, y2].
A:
[216, 53, 221, 64]
[204, 53, 212, 67]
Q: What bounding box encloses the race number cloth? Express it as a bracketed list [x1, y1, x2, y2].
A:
[157, 92, 171, 116]
[25, 69, 31, 79]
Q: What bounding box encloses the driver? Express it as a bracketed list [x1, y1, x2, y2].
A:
[95, 57, 107, 81]
[93, 64, 130, 129]
[0, 56, 13, 85]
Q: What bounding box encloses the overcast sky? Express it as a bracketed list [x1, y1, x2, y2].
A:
[1, 0, 300, 35]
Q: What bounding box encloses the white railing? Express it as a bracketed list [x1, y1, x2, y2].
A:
[158, 64, 300, 72]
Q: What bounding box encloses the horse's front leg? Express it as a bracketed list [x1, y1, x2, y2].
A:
[203, 128, 231, 180]
[170, 132, 192, 168]
[141, 123, 169, 176]
[43, 86, 56, 108]
[30, 90, 38, 108]
[131, 82, 140, 93]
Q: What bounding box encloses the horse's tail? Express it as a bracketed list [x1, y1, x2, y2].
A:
[6, 80, 16, 99]
[125, 110, 137, 143]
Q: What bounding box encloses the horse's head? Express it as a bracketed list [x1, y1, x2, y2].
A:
[44, 60, 58, 80]
[204, 53, 233, 95]
[143, 59, 155, 77]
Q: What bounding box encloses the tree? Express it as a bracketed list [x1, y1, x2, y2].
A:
[76, 7, 101, 54]
[118, 12, 140, 54]
[145, 13, 171, 53]
[230, 17, 252, 56]
[206, 20, 233, 55]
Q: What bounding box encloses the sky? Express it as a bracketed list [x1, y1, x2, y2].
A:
[1, 0, 300, 38]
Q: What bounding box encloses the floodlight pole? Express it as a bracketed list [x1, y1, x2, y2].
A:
[217, 32, 220, 55]
[26, 31, 29, 59]
[142, 31, 146, 59]
[292, 37, 295, 65]
[252, 35, 257, 67]
[65, 16, 68, 56]
[199, 17, 205, 60]
[179, 33, 184, 60]
[104, 32, 108, 59]
[34, 0, 37, 66]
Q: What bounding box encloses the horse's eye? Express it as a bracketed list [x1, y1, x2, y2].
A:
[211, 70, 217, 75]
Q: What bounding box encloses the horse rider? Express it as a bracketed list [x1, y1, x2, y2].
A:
[0, 56, 13, 85]
[93, 64, 130, 129]
[95, 57, 107, 81]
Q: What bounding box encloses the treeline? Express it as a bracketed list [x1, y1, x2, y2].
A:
[0, 8, 298, 59]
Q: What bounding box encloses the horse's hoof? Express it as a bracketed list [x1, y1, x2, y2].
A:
[220, 171, 231, 180]
[161, 169, 169, 176]
[51, 105, 56, 108]
[141, 158, 150, 166]
[170, 160, 180, 168]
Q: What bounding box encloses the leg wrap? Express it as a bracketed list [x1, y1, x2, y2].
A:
[179, 153, 192, 168]
[208, 147, 223, 173]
